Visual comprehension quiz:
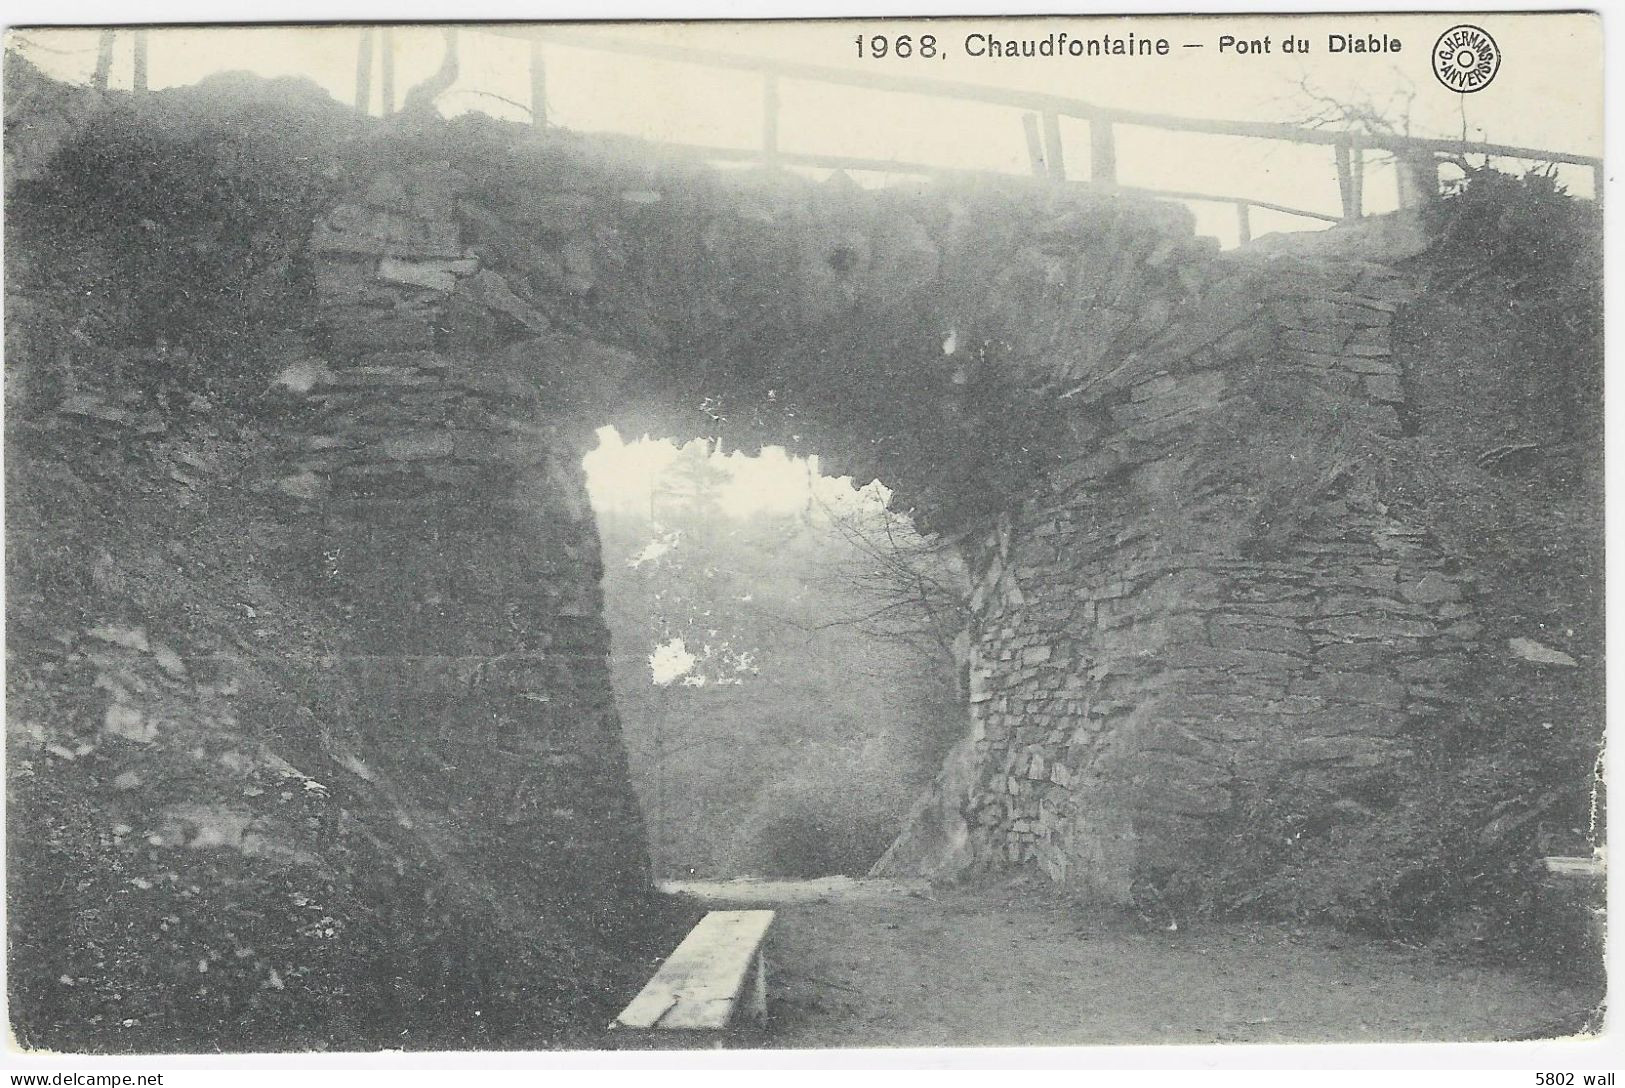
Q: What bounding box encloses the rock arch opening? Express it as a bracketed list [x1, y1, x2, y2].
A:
[584, 427, 966, 880]
[267, 112, 1443, 909]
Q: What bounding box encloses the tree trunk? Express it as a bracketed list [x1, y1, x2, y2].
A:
[402, 27, 459, 117]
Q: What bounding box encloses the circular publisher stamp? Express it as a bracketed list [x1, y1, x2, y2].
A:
[1432, 25, 1501, 93]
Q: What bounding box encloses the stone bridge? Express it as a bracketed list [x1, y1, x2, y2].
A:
[259, 116, 1467, 907]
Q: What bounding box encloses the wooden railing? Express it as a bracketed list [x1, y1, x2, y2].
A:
[460, 24, 1600, 240]
[75, 24, 1605, 241]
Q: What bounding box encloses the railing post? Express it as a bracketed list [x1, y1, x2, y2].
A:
[1349, 146, 1364, 218]
[1334, 138, 1356, 221]
[1022, 112, 1045, 178]
[1235, 202, 1252, 245]
[762, 73, 780, 168]
[529, 38, 548, 130]
[1395, 150, 1440, 209]
[131, 31, 148, 92]
[380, 28, 395, 116]
[1592, 162, 1604, 208]
[1090, 117, 1117, 186]
[1040, 110, 1066, 181]
[354, 28, 375, 115]
[91, 30, 114, 92]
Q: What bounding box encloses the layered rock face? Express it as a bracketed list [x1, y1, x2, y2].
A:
[7, 85, 690, 1050]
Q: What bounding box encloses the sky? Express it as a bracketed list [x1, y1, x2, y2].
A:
[9, 14, 1603, 247]
[583, 427, 889, 523]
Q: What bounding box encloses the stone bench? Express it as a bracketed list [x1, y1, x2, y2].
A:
[612, 909, 775, 1046]
[1542, 855, 1605, 885]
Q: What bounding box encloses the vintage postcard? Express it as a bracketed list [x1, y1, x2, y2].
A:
[1, 7, 1607, 1074]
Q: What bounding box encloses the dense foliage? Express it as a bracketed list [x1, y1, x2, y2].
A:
[6, 65, 352, 410]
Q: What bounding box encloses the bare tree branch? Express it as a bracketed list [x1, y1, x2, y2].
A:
[801, 492, 971, 679]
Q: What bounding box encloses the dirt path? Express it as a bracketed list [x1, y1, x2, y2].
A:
[661, 875, 1592, 1049]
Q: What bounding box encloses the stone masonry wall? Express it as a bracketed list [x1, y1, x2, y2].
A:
[879, 253, 1483, 902]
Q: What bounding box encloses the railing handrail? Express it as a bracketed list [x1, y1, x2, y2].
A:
[661, 141, 1345, 225]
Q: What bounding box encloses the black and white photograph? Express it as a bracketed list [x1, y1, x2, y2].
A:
[0, 6, 1610, 1075]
